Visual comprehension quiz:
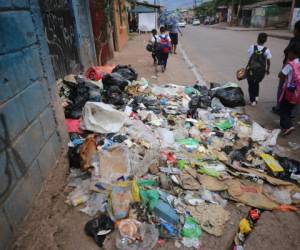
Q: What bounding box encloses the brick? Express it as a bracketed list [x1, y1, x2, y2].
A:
[27, 160, 43, 192]
[0, 11, 36, 54]
[40, 79, 51, 106]
[11, 0, 29, 8]
[20, 81, 48, 123]
[39, 106, 56, 140]
[13, 119, 45, 169]
[0, 47, 44, 104]
[0, 209, 13, 250]
[37, 134, 58, 179]
[0, 0, 29, 8]
[0, 97, 28, 150]
[3, 165, 40, 227]
[0, 150, 18, 200]
[3, 178, 30, 227]
[1, 160, 42, 238]
[50, 132, 62, 157]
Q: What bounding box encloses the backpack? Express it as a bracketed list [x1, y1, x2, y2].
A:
[153, 35, 160, 52]
[159, 35, 171, 54]
[281, 60, 300, 104]
[247, 45, 267, 81]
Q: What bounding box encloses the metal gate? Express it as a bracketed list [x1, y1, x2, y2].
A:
[39, 0, 80, 79]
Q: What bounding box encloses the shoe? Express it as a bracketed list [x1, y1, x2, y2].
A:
[251, 101, 257, 106]
[281, 127, 295, 136]
[255, 96, 259, 102]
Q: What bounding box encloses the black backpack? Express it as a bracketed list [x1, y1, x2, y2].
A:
[153, 35, 159, 52]
[247, 45, 267, 81]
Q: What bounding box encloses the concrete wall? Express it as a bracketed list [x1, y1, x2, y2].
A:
[0, 1, 67, 249]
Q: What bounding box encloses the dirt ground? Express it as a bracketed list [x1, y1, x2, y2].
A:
[11, 34, 300, 250]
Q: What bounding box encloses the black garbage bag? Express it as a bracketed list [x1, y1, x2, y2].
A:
[102, 72, 129, 90]
[188, 95, 212, 118]
[68, 146, 81, 169]
[102, 85, 125, 106]
[85, 214, 114, 247]
[112, 64, 138, 82]
[193, 84, 210, 96]
[212, 87, 245, 108]
[62, 81, 90, 118]
[276, 157, 300, 182]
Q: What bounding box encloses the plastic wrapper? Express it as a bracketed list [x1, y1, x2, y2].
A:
[181, 216, 202, 238]
[263, 184, 292, 205]
[116, 222, 159, 250]
[67, 179, 90, 207]
[99, 145, 131, 184]
[157, 128, 175, 148]
[110, 184, 133, 220]
[80, 193, 107, 216]
[200, 189, 227, 207]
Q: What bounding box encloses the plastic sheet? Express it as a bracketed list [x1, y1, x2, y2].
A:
[251, 122, 280, 146]
[81, 102, 127, 134]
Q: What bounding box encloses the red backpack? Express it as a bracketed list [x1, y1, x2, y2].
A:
[159, 35, 171, 54]
[281, 60, 300, 104]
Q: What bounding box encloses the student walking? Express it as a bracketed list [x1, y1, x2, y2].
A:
[149, 29, 160, 65]
[278, 44, 300, 135]
[272, 20, 300, 114]
[169, 23, 182, 54]
[158, 26, 171, 72]
[246, 33, 271, 106]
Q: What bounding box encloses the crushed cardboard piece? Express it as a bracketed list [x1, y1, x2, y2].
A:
[188, 204, 230, 237]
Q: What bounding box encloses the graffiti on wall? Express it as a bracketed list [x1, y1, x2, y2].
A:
[0, 114, 26, 204]
[39, 0, 80, 79]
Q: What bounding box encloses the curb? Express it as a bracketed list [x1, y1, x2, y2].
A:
[178, 43, 207, 86]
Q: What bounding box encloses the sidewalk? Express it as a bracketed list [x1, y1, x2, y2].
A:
[110, 33, 197, 86]
[208, 23, 293, 40]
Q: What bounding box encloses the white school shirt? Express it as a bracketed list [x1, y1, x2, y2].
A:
[281, 58, 300, 84]
[150, 35, 160, 43]
[247, 45, 272, 59]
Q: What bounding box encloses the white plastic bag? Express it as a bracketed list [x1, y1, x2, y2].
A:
[81, 102, 127, 133]
[251, 122, 280, 146]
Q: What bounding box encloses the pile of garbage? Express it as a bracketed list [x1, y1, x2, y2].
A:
[60, 64, 300, 249]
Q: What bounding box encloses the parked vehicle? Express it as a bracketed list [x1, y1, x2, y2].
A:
[178, 21, 186, 28]
[192, 19, 200, 26]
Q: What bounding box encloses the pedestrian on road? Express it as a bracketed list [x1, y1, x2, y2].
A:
[149, 29, 160, 65]
[246, 33, 271, 106]
[278, 43, 300, 135]
[169, 23, 182, 54]
[272, 20, 300, 114]
[158, 26, 171, 72]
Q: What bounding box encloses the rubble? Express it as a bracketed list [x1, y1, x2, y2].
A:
[59, 65, 300, 249]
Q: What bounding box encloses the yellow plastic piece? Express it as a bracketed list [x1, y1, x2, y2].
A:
[115, 180, 140, 202]
[260, 153, 284, 173]
[239, 218, 252, 234]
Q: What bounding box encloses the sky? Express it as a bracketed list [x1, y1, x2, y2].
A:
[148, 0, 198, 10]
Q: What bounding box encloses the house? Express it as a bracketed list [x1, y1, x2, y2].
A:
[242, 0, 292, 28]
[129, 1, 161, 32]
